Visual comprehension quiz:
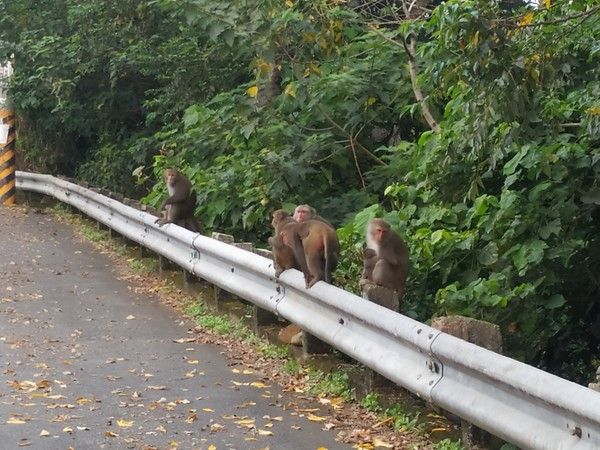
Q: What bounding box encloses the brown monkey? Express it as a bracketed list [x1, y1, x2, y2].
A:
[360, 219, 409, 296]
[268, 210, 299, 277]
[271, 209, 339, 288]
[155, 168, 202, 233]
[360, 248, 378, 282]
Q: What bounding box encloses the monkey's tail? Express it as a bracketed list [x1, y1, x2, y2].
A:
[323, 235, 339, 284]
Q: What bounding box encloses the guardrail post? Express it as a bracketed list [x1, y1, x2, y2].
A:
[356, 282, 400, 390]
[431, 315, 503, 449]
[0, 109, 16, 206]
[302, 332, 331, 355]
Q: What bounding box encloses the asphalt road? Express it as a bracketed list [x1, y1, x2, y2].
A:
[0, 205, 350, 450]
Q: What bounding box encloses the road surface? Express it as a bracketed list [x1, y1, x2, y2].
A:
[0, 205, 349, 449]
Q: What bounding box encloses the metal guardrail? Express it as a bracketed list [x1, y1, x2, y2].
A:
[15, 170, 600, 450]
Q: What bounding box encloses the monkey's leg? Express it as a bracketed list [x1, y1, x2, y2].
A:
[305, 252, 325, 288]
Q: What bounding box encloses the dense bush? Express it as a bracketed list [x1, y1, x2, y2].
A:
[1, 0, 599, 382]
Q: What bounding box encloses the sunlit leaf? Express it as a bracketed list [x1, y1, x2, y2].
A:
[7, 417, 27, 424]
[519, 12, 534, 27]
[116, 419, 134, 428]
[307, 413, 327, 422]
[258, 429, 273, 436]
[246, 86, 258, 98]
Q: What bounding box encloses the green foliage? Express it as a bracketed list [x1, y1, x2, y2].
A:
[306, 368, 353, 400]
[434, 439, 465, 450]
[359, 392, 381, 412]
[383, 404, 423, 433]
[185, 302, 235, 335]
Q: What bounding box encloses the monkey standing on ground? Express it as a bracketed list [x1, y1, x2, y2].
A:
[155, 168, 202, 233]
[360, 218, 409, 297]
[270, 209, 339, 288]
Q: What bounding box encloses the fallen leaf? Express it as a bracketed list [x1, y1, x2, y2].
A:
[117, 419, 134, 428]
[62, 427, 73, 433]
[372, 438, 393, 448]
[186, 413, 197, 423]
[7, 417, 27, 424]
[210, 423, 224, 432]
[126, 315, 135, 320]
[258, 429, 273, 436]
[203, 408, 215, 413]
[147, 385, 167, 390]
[208, 445, 216, 450]
[173, 338, 195, 344]
[187, 360, 199, 365]
[235, 418, 255, 428]
[307, 413, 327, 422]
[40, 430, 50, 436]
[105, 431, 119, 437]
[250, 381, 270, 389]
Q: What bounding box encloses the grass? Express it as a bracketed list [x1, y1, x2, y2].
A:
[433, 439, 465, 450]
[359, 392, 381, 412]
[186, 302, 236, 335]
[282, 358, 301, 375]
[306, 367, 353, 400]
[129, 257, 159, 275]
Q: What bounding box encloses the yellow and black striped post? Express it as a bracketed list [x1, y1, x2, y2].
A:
[0, 109, 16, 205]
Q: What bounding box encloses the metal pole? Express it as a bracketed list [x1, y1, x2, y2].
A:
[0, 109, 16, 205]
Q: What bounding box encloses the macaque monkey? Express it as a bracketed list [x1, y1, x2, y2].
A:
[268, 210, 299, 277]
[360, 248, 378, 282]
[270, 209, 339, 288]
[293, 204, 333, 227]
[360, 218, 409, 296]
[155, 168, 202, 233]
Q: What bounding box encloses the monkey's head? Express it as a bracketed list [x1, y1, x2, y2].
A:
[293, 204, 316, 223]
[164, 168, 180, 186]
[363, 248, 377, 260]
[369, 218, 391, 242]
[271, 209, 292, 229]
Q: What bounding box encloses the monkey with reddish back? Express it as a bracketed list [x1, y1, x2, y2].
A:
[155, 169, 202, 233]
[361, 218, 409, 296]
[270, 209, 339, 288]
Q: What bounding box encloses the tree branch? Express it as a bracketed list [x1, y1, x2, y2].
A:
[369, 25, 441, 133]
[316, 104, 386, 165]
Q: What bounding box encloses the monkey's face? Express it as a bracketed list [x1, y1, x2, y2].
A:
[165, 169, 178, 186]
[294, 207, 311, 223]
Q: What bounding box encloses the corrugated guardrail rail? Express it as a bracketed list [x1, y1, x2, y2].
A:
[15, 170, 600, 450]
